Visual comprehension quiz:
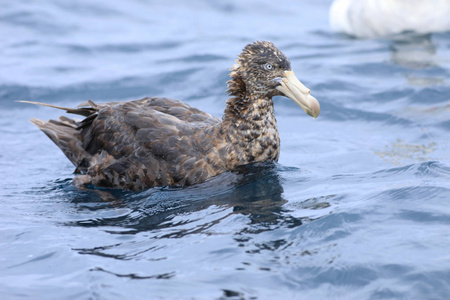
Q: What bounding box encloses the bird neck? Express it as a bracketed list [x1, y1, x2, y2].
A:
[220, 93, 280, 166]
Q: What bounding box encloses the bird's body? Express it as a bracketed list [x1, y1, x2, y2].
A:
[330, 0, 450, 38]
[25, 41, 319, 190]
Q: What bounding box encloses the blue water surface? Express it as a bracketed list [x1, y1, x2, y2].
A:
[1, 0, 450, 299]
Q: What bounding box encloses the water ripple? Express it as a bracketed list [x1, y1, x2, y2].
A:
[2, 0, 450, 298]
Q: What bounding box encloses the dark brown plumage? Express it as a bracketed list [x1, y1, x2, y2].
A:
[23, 41, 320, 190]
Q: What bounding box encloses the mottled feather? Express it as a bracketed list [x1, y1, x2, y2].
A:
[24, 41, 313, 190]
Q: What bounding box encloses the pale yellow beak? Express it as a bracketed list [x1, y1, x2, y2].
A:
[276, 70, 320, 119]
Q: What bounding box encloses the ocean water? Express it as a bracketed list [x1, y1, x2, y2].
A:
[1, 0, 450, 299]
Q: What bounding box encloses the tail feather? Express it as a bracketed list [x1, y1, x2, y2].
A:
[22, 100, 100, 172]
[29, 118, 47, 128]
[29, 117, 91, 171]
[18, 100, 96, 117]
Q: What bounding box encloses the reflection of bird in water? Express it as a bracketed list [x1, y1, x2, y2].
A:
[389, 33, 438, 69]
[22, 41, 320, 190]
[330, 0, 450, 39]
[69, 163, 290, 234]
[69, 163, 334, 234]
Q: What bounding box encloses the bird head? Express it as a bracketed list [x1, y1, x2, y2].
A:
[228, 41, 320, 118]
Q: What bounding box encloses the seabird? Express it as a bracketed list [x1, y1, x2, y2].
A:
[22, 41, 320, 190]
[330, 0, 450, 38]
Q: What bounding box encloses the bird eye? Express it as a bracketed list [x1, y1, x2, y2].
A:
[264, 63, 273, 71]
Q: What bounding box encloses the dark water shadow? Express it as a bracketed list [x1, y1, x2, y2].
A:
[61, 163, 302, 235]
